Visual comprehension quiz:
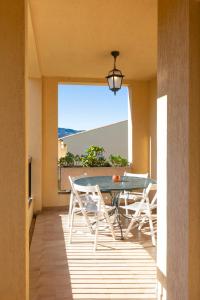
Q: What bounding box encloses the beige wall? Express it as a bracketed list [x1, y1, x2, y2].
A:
[27, 2, 42, 229]
[130, 80, 157, 176]
[28, 201, 34, 229]
[149, 78, 157, 179]
[28, 79, 42, 212]
[189, 1, 200, 297]
[58, 139, 67, 159]
[130, 81, 149, 173]
[0, 1, 29, 299]
[42, 78, 62, 206]
[27, 4, 41, 78]
[157, 1, 200, 299]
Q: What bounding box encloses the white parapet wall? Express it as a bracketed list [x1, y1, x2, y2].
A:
[60, 166, 132, 191]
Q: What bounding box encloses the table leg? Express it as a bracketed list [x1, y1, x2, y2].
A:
[111, 192, 124, 240]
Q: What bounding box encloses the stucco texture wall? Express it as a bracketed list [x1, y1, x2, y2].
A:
[130, 80, 157, 177]
[42, 78, 66, 207]
[149, 79, 157, 179]
[28, 78, 42, 212]
[157, 1, 200, 299]
[0, 1, 29, 299]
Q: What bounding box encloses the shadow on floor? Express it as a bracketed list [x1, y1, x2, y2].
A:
[30, 209, 157, 300]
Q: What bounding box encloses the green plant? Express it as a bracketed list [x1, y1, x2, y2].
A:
[58, 156, 67, 167]
[58, 147, 129, 168]
[58, 152, 76, 167]
[65, 152, 75, 166]
[74, 154, 81, 166]
[109, 154, 128, 167]
[81, 145, 110, 167]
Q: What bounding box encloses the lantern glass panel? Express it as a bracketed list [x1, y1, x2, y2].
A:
[113, 76, 122, 89]
[108, 76, 114, 89]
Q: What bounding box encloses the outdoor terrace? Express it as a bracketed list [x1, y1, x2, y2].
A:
[30, 209, 156, 300]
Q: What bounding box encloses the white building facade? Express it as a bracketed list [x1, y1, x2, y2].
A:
[60, 120, 128, 159]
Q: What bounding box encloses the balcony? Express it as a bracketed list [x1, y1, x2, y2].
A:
[3, 1, 200, 300]
[30, 209, 156, 300]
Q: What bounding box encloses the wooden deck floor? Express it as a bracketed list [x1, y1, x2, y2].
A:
[30, 209, 157, 300]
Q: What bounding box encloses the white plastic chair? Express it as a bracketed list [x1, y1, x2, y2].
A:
[69, 177, 116, 251]
[120, 172, 149, 215]
[68, 174, 87, 227]
[121, 183, 157, 246]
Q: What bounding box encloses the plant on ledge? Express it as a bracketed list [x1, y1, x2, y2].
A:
[58, 152, 81, 167]
[109, 154, 128, 167]
[58, 146, 129, 167]
[81, 146, 111, 167]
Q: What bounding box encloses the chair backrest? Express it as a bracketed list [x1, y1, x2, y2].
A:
[69, 174, 88, 195]
[144, 183, 157, 207]
[70, 173, 87, 183]
[124, 171, 148, 178]
[68, 176, 86, 210]
[73, 182, 100, 194]
[69, 176, 105, 211]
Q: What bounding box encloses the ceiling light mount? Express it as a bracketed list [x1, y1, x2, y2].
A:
[106, 50, 124, 95]
[111, 50, 120, 58]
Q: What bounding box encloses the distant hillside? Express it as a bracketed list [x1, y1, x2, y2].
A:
[58, 128, 84, 138]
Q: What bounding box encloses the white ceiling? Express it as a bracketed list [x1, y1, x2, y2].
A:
[29, 0, 157, 80]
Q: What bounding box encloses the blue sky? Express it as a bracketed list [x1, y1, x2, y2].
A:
[58, 84, 129, 130]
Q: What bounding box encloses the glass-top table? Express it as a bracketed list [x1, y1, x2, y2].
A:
[74, 175, 156, 193]
[73, 175, 156, 239]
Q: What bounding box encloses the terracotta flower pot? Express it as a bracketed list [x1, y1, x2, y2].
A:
[112, 175, 121, 182]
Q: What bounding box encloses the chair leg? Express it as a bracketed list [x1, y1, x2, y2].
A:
[105, 211, 116, 240]
[124, 217, 137, 239]
[147, 206, 156, 246]
[149, 219, 156, 246]
[125, 197, 128, 215]
[124, 206, 142, 239]
[113, 208, 118, 225]
[82, 210, 93, 234]
[94, 213, 99, 251]
[69, 209, 75, 244]
[68, 192, 73, 227]
[138, 216, 146, 231]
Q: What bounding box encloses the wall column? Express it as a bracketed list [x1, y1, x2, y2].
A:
[42, 77, 60, 207]
[28, 79, 42, 213]
[0, 1, 28, 299]
[157, 1, 200, 299]
[130, 81, 150, 173]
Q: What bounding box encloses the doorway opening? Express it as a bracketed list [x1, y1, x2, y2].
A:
[57, 83, 132, 191]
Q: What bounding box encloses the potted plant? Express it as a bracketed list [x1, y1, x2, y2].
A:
[80, 146, 111, 167]
[109, 154, 128, 167]
[58, 145, 131, 191]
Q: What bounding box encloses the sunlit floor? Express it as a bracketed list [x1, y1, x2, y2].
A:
[30, 209, 156, 300]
